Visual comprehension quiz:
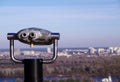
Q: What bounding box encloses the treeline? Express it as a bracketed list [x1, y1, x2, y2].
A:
[0, 55, 120, 77]
[44, 55, 120, 77]
[0, 59, 23, 77]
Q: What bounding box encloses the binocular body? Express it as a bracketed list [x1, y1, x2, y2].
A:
[8, 28, 59, 45]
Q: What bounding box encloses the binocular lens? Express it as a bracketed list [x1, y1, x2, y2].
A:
[29, 32, 36, 38]
[21, 33, 28, 38]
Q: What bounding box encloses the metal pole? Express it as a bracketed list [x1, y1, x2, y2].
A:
[23, 59, 43, 82]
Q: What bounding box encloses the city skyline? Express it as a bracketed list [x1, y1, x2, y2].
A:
[0, 0, 120, 48]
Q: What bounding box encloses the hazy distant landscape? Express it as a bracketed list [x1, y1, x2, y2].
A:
[0, 47, 120, 82]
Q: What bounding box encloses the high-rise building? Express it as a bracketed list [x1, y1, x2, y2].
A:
[97, 48, 105, 54]
[108, 47, 114, 54]
[47, 47, 51, 53]
[88, 47, 95, 55]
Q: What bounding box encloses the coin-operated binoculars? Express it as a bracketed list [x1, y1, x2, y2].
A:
[7, 28, 60, 82]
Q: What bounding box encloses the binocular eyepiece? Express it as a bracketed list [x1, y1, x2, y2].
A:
[7, 27, 60, 63]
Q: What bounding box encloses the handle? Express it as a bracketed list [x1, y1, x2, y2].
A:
[9, 39, 58, 63]
[43, 39, 58, 63]
[10, 39, 22, 63]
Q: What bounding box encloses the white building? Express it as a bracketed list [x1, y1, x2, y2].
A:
[89, 47, 95, 55]
[58, 52, 71, 58]
[47, 47, 52, 53]
[108, 47, 114, 54]
[21, 50, 35, 55]
[108, 47, 120, 55]
[97, 48, 105, 54]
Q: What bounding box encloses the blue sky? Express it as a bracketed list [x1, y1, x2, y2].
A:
[0, 0, 120, 48]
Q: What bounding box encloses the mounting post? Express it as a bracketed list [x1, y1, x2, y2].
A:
[23, 59, 43, 82]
